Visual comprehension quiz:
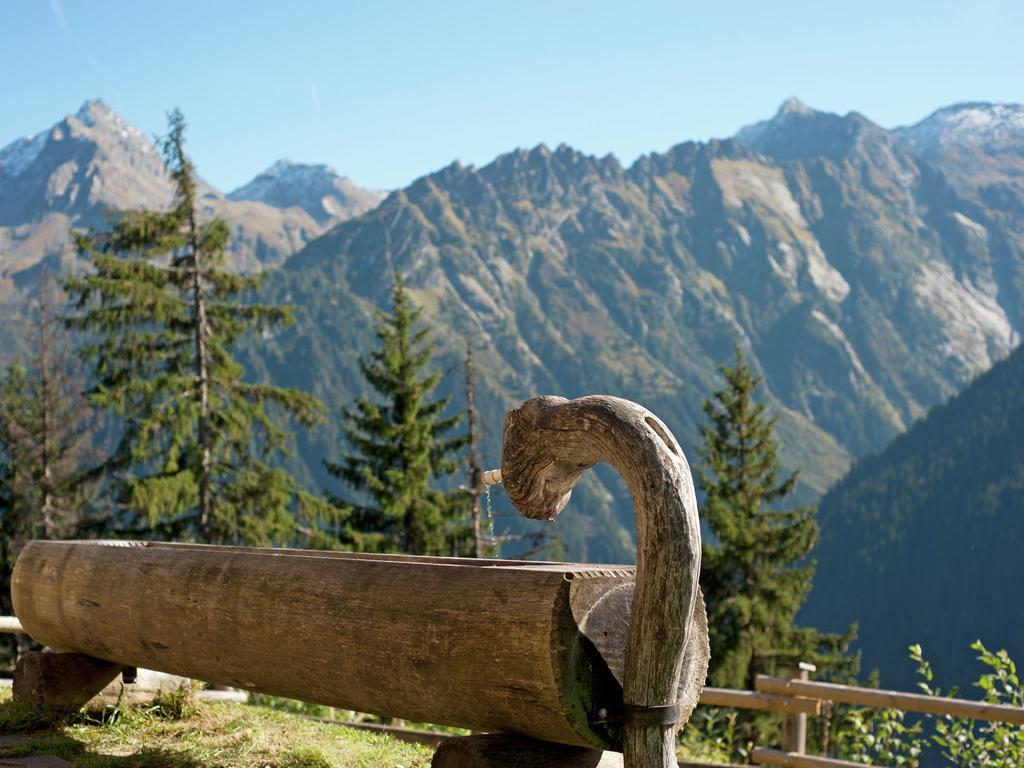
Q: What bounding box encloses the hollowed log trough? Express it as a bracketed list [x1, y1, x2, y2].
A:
[13, 395, 709, 767]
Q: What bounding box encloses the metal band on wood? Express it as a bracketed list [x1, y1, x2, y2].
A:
[594, 702, 684, 726]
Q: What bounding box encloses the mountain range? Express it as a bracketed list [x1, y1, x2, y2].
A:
[0, 100, 382, 353]
[2, 97, 1023, 563]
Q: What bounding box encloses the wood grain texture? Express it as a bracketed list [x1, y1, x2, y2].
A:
[15, 541, 648, 748]
[501, 396, 709, 768]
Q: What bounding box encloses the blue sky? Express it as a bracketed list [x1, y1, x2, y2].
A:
[3, 0, 1021, 191]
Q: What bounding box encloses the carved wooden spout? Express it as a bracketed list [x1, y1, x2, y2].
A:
[502, 396, 709, 768]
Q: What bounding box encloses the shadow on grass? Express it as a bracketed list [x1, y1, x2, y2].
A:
[1, 734, 206, 767]
[0, 699, 205, 768]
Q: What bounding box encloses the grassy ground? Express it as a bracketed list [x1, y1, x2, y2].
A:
[0, 688, 433, 768]
[0, 687, 741, 767]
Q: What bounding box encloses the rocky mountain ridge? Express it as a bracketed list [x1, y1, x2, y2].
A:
[241, 98, 1024, 558]
[3, 97, 1023, 560]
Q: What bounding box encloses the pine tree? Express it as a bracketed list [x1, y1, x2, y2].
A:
[327, 272, 467, 555]
[697, 347, 855, 696]
[66, 108, 334, 546]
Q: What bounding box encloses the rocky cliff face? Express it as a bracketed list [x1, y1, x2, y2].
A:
[734, 99, 1020, 428]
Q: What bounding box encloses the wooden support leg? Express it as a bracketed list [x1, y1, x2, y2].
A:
[94, 667, 191, 708]
[13, 651, 121, 713]
[780, 663, 816, 755]
[432, 734, 624, 768]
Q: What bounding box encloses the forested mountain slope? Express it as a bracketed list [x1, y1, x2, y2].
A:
[801, 343, 1024, 690]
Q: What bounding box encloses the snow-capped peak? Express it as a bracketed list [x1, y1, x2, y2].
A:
[734, 97, 823, 149]
[895, 102, 1024, 151]
[778, 96, 815, 117]
[253, 159, 339, 184]
[0, 129, 48, 178]
[228, 159, 383, 224]
[265, 158, 302, 176]
[228, 160, 343, 204]
[72, 99, 154, 154]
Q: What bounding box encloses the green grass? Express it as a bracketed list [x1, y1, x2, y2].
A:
[0, 688, 433, 767]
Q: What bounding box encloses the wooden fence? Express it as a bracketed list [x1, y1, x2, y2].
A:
[3, 618, 1023, 767]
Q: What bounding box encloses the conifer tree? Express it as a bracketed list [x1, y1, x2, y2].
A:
[327, 272, 467, 555]
[66, 108, 334, 546]
[697, 347, 855, 697]
[0, 275, 96, 660]
[0, 277, 94, 546]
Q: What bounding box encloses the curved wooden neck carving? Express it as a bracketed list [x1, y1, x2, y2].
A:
[502, 395, 706, 768]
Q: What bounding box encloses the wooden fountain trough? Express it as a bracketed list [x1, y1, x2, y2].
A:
[12, 396, 709, 768]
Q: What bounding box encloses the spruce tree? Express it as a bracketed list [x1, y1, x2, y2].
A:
[697, 347, 855, 696]
[326, 272, 467, 555]
[0, 278, 94, 548]
[66, 108, 334, 546]
[0, 275, 96, 663]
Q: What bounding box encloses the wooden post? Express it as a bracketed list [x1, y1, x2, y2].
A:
[13, 651, 122, 713]
[780, 663, 816, 755]
[502, 396, 709, 768]
[12, 651, 190, 714]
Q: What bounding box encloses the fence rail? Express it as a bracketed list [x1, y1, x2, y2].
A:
[756, 674, 1024, 725]
[751, 748, 867, 768]
[0, 616, 23, 634]
[700, 687, 820, 715]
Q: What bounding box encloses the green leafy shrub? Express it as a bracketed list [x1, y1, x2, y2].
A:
[677, 706, 748, 764]
[832, 641, 1024, 766]
[913, 641, 1024, 767]
[833, 704, 925, 766]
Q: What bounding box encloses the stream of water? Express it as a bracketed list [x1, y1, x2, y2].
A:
[484, 484, 498, 557]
